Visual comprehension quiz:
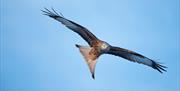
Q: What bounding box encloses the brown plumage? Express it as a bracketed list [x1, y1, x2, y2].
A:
[42, 8, 167, 79]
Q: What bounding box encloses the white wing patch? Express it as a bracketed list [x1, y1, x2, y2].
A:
[128, 54, 153, 66]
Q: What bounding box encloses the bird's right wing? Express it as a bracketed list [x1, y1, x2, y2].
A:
[106, 46, 167, 73]
[42, 8, 98, 46]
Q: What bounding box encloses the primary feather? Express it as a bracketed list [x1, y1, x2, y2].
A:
[42, 8, 98, 46]
[106, 46, 167, 73]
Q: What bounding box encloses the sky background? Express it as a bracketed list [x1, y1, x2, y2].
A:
[1, 0, 180, 91]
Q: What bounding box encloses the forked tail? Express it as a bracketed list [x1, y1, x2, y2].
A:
[75, 44, 98, 79]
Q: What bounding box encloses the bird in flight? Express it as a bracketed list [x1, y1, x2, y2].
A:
[42, 8, 167, 79]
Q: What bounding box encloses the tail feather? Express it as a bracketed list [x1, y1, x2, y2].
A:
[75, 44, 81, 48]
[75, 44, 98, 79]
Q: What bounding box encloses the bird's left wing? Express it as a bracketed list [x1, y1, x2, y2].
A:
[42, 8, 98, 46]
[106, 46, 167, 73]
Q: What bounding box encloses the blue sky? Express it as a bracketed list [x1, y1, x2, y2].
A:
[0, 0, 180, 91]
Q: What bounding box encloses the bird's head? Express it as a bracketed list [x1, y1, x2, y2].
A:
[100, 42, 110, 52]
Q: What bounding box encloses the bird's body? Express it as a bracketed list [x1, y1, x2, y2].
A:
[42, 8, 167, 79]
[75, 40, 111, 78]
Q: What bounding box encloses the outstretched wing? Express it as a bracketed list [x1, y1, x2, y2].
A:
[42, 8, 98, 46]
[106, 46, 167, 73]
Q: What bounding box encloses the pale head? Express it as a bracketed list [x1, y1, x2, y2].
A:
[100, 42, 110, 52]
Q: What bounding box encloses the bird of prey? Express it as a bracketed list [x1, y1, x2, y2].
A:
[42, 8, 167, 79]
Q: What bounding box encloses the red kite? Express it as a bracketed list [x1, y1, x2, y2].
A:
[42, 8, 167, 79]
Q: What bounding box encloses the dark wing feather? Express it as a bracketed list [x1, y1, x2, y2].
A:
[42, 8, 98, 46]
[106, 46, 167, 73]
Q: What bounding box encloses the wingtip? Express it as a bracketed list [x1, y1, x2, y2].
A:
[41, 8, 61, 19]
[152, 61, 167, 73]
